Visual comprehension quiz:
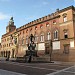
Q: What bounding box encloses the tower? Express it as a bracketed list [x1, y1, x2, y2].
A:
[6, 17, 16, 33]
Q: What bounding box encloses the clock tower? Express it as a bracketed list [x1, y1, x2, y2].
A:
[6, 17, 16, 33]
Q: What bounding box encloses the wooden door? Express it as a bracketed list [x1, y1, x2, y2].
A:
[64, 45, 69, 54]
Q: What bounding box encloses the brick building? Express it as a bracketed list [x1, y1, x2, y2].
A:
[0, 6, 75, 61]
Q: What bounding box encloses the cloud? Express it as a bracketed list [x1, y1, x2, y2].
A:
[0, 12, 10, 20]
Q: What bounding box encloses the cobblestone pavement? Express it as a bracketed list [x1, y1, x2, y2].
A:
[0, 61, 75, 75]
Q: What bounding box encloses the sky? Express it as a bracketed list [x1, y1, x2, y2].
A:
[0, 0, 74, 42]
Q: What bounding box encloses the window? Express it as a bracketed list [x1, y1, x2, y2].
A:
[54, 30, 58, 40]
[23, 31, 24, 34]
[40, 33, 44, 42]
[46, 22, 49, 27]
[7, 44, 8, 47]
[53, 20, 56, 24]
[30, 28, 32, 31]
[46, 24, 49, 27]
[14, 38, 17, 44]
[34, 35, 38, 43]
[64, 32, 68, 39]
[21, 37, 24, 45]
[26, 29, 28, 33]
[5, 39, 6, 42]
[9, 43, 10, 47]
[22, 38, 24, 45]
[62, 13, 67, 22]
[47, 32, 51, 40]
[40, 24, 43, 28]
[9, 29, 11, 31]
[35, 26, 37, 30]
[26, 36, 28, 44]
[63, 16, 67, 22]
[7, 38, 9, 41]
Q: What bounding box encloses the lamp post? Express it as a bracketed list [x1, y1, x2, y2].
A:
[50, 40, 53, 63]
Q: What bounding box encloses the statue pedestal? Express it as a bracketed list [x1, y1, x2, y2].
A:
[25, 50, 37, 63]
[26, 50, 37, 57]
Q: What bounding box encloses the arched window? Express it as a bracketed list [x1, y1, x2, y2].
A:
[62, 13, 67, 22]
[13, 38, 17, 44]
[47, 32, 51, 40]
[22, 37, 25, 45]
[7, 44, 8, 47]
[63, 16, 67, 22]
[53, 20, 56, 24]
[40, 24, 43, 29]
[54, 30, 58, 40]
[35, 26, 37, 30]
[46, 22, 49, 27]
[64, 32, 68, 39]
[30, 28, 32, 31]
[26, 36, 28, 44]
[23, 30, 24, 34]
[40, 33, 44, 42]
[26, 29, 28, 33]
[34, 34, 38, 43]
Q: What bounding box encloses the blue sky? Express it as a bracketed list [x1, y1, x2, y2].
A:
[0, 0, 74, 41]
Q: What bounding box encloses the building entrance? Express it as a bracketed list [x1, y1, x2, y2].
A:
[64, 44, 69, 54]
[45, 40, 51, 54]
[45, 47, 49, 54]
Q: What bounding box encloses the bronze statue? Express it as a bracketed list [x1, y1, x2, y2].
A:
[25, 34, 37, 63]
[29, 34, 34, 42]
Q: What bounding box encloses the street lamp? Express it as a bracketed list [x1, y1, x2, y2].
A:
[50, 40, 53, 63]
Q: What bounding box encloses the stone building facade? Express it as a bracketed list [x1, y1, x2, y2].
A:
[0, 6, 75, 61]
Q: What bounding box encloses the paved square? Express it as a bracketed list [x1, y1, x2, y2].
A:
[54, 72, 75, 75]
[0, 61, 75, 75]
[66, 66, 75, 73]
[47, 65, 75, 75]
[0, 69, 26, 75]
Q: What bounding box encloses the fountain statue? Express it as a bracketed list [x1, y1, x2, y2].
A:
[25, 34, 37, 63]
